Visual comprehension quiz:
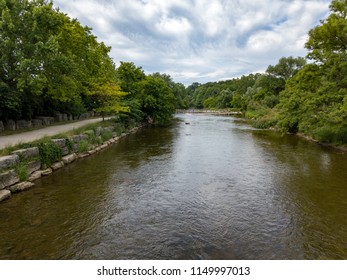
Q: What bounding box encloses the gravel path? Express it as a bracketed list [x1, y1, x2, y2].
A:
[0, 118, 108, 149]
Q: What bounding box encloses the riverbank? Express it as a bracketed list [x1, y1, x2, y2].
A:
[0, 122, 146, 204]
[176, 109, 242, 115]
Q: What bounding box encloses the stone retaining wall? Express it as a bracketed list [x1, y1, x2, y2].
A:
[0, 125, 144, 204]
[1, 111, 96, 133]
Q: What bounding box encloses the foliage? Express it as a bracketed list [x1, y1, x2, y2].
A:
[15, 161, 29, 182]
[78, 140, 90, 153]
[0, 0, 127, 121]
[38, 141, 62, 168]
[101, 130, 113, 142]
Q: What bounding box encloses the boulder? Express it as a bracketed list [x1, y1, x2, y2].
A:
[51, 161, 64, 171]
[51, 139, 66, 148]
[0, 190, 11, 202]
[5, 120, 16, 131]
[62, 154, 77, 165]
[28, 171, 42, 182]
[36, 116, 54, 125]
[41, 168, 53, 176]
[9, 181, 35, 193]
[32, 119, 43, 127]
[61, 147, 69, 156]
[11, 147, 39, 160]
[0, 170, 20, 190]
[16, 120, 32, 129]
[27, 161, 41, 174]
[0, 155, 19, 170]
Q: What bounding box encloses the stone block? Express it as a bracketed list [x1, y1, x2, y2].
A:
[100, 144, 108, 150]
[32, 119, 43, 127]
[0, 155, 19, 170]
[36, 116, 54, 125]
[28, 171, 42, 182]
[0, 170, 20, 190]
[16, 120, 32, 129]
[9, 181, 35, 193]
[62, 154, 77, 165]
[5, 120, 16, 131]
[61, 147, 69, 156]
[51, 161, 64, 171]
[78, 153, 89, 159]
[41, 168, 53, 176]
[84, 130, 94, 137]
[27, 160, 41, 174]
[51, 139, 66, 148]
[0, 121, 4, 132]
[11, 147, 39, 160]
[0, 190, 11, 202]
[95, 127, 102, 136]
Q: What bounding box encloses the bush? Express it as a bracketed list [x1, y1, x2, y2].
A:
[78, 140, 90, 153]
[314, 127, 347, 144]
[38, 141, 62, 168]
[101, 130, 113, 142]
[15, 162, 29, 181]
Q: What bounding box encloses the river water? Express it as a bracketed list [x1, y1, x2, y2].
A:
[0, 114, 346, 259]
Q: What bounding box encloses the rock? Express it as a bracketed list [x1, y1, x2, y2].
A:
[84, 130, 94, 136]
[16, 120, 32, 129]
[5, 120, 16, 131]
[51, 139, 66, 148]
[9, 181, 35, 193]
[61, 146, 69, 156]
[62, 154, 77, 165]
[0, 121, 4, 132]
[41, 168, 53, 176]
[51, 161, 64, 171]
[0, 170, 20, 190]
[11, 147, 39, 160]
[28, 171, 42, 182]
[0, 155, 19, 170]
[95, 127, 102, 136]
[78, 153, 89, 159]
[54, 113, 65, 122]
[27, 160, 41, 174]
[0, 190, 11, 202]
[32, 119, 43, 127]
[88, 149, 97, 155]
[71, 134, 88, 143]
[36, 116, 54, 125]
[100, 144, 108, 150]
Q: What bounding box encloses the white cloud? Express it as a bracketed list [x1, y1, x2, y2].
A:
[53, 0, 331, 85]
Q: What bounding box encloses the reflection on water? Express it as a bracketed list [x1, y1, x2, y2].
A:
[0, 114, 346, 259]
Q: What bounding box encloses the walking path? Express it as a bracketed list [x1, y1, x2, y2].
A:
[0, 118, 108, 149]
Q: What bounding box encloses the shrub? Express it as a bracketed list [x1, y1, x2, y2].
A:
[38, 141, 62, 168]
[101, 130, 113, 142]
[78, 140, 90, 153]
[15, 162, 29, 181]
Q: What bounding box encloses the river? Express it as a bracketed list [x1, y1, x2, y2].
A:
[0, 114, 346, 259]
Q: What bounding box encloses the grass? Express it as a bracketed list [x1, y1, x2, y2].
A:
[0, 118, 118, 156]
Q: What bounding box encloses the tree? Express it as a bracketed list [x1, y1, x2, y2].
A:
[266, 56, 306, 80]
[306, 0, 347, 62]
[90, 82, 128, 121]
[137, 76, 176, 124]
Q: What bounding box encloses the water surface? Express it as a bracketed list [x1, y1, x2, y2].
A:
[0, 114, 346, 259]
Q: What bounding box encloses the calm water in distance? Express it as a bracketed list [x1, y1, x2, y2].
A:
[0, 114, 346, 259]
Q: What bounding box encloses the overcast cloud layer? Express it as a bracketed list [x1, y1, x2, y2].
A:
[53, 0, 330, 85]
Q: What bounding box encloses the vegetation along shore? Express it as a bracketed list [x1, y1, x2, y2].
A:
[1, 0, 346, 150]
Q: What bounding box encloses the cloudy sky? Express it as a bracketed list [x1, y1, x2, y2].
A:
[53, 0, 331, 85]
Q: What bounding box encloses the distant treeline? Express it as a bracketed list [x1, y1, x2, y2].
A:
[185, 0, 347, 145]
[1, 0, 346, 144]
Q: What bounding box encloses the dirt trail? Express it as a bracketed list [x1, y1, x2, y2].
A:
[0, 118, 108, 149]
